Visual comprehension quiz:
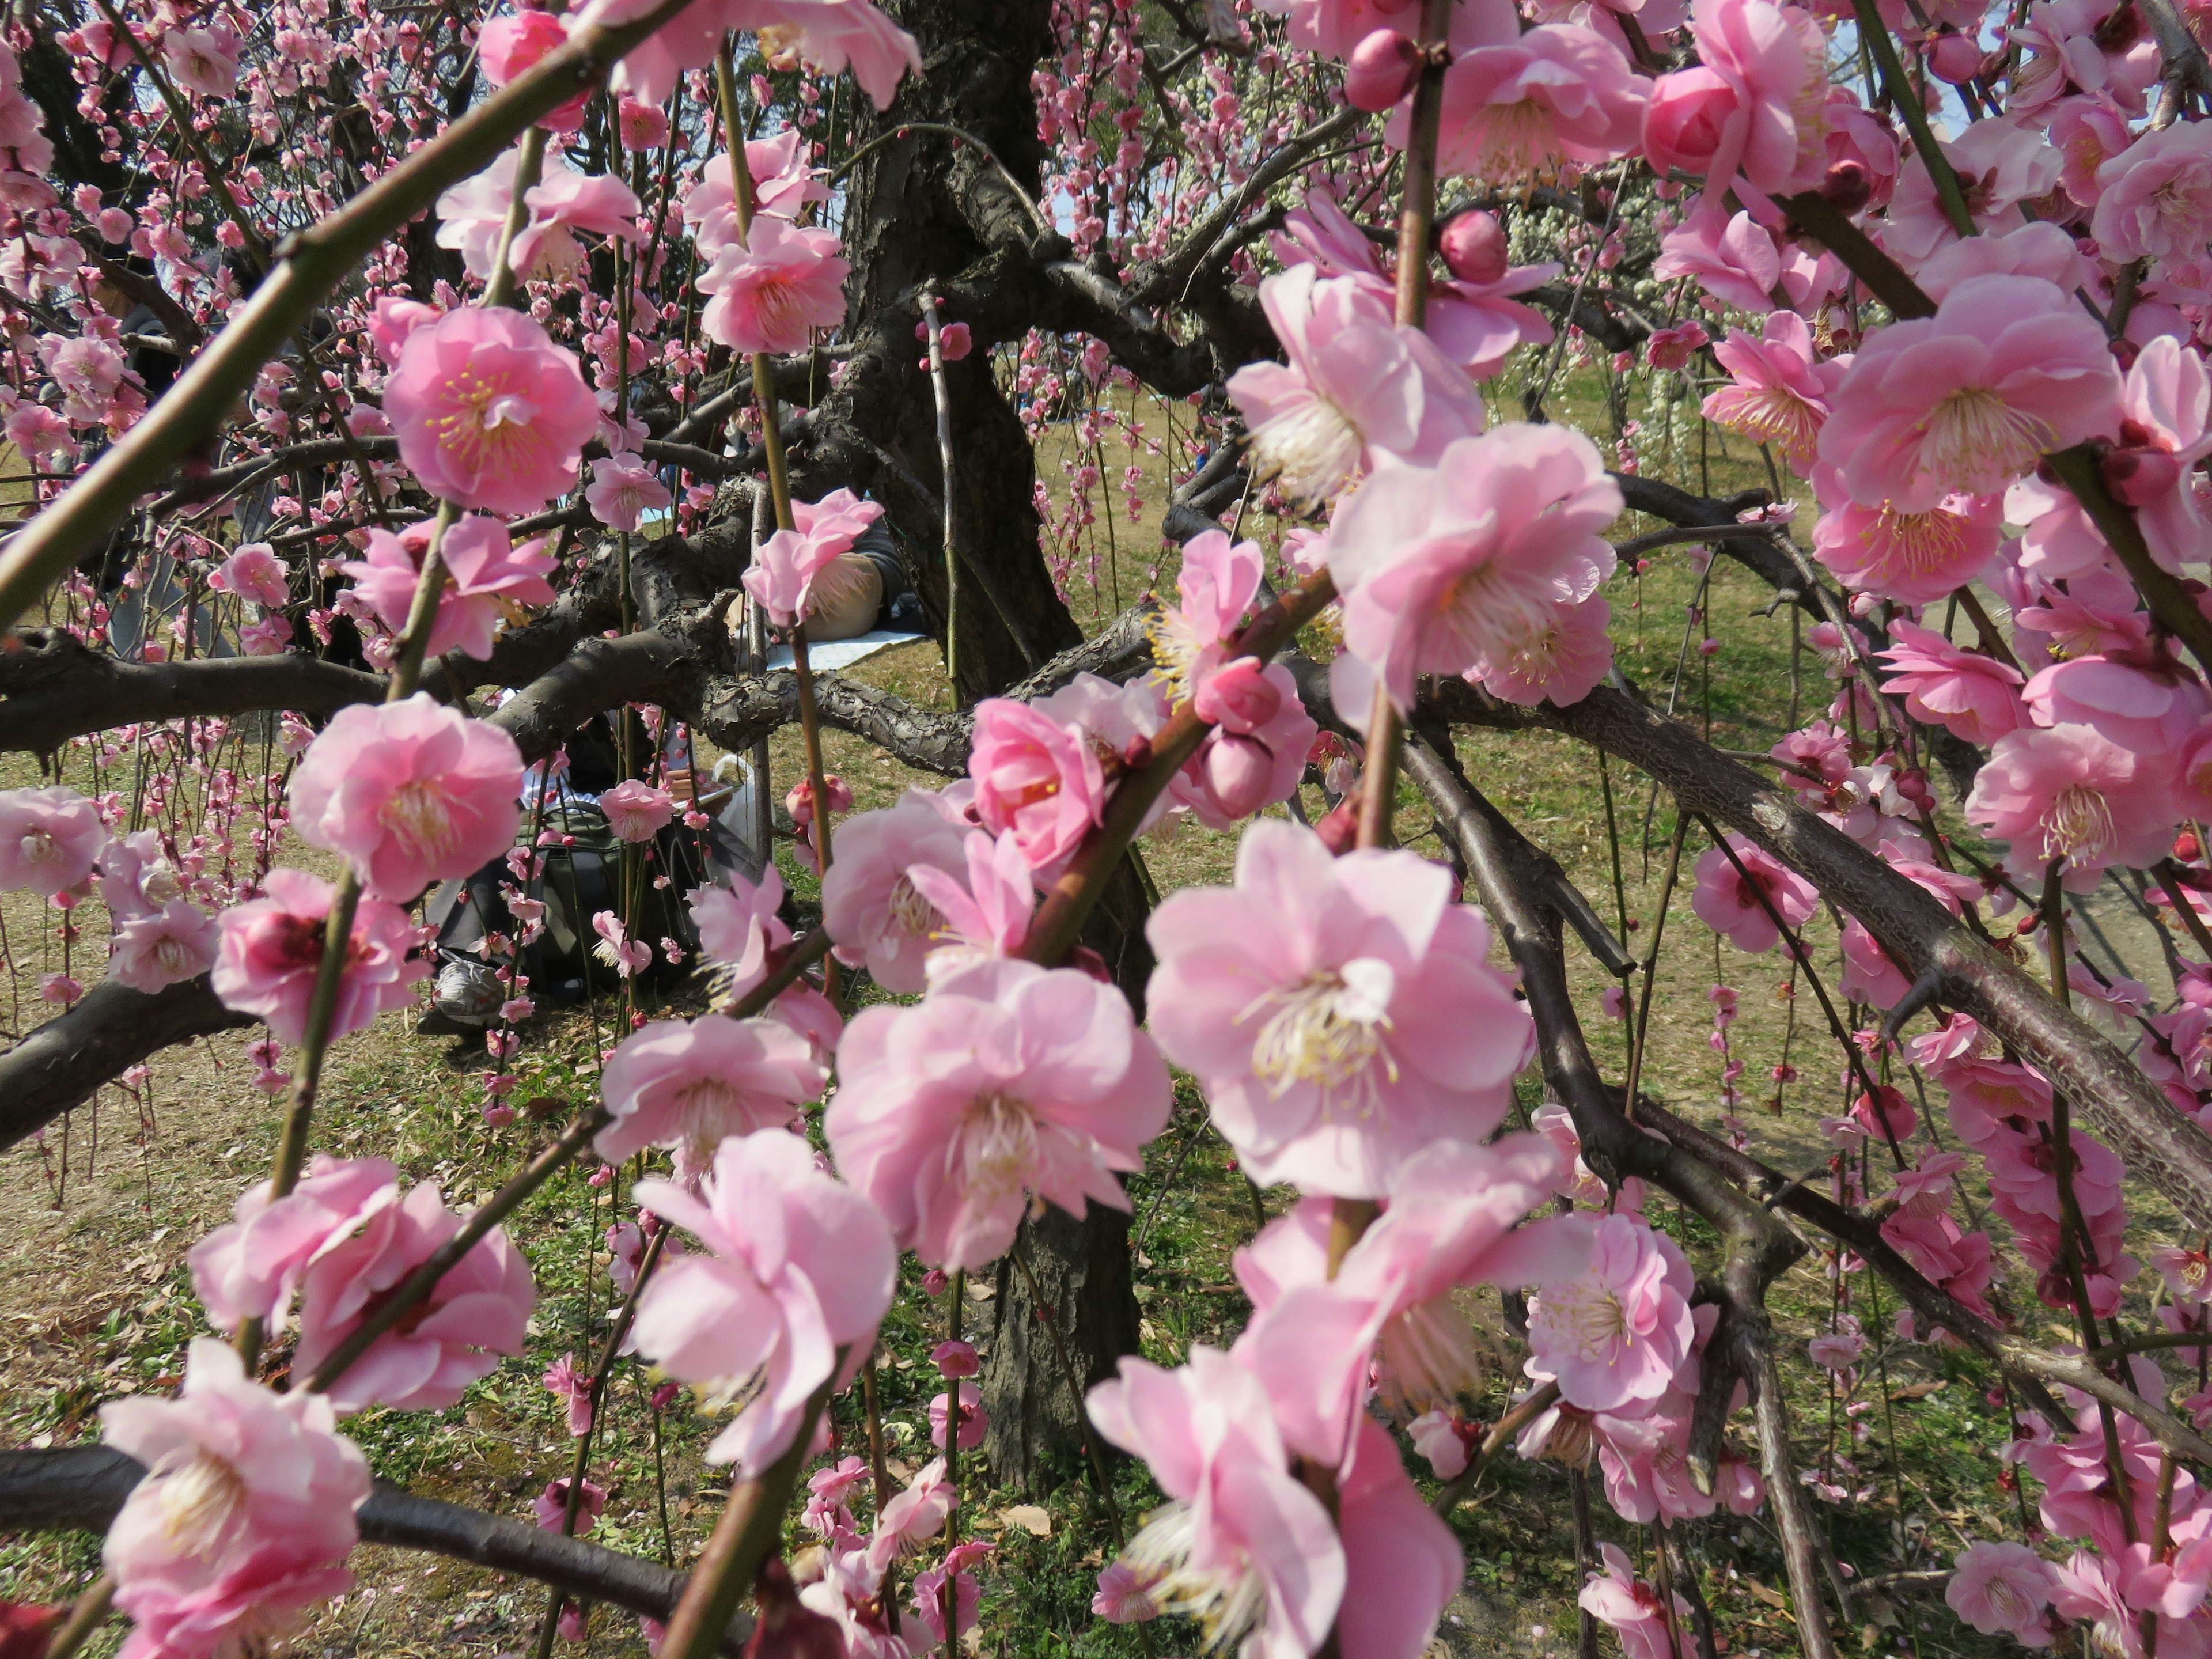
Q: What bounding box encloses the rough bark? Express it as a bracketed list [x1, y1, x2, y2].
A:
[798, 0, 1083, 702]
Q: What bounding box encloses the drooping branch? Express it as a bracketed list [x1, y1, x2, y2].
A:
[0, 977, 252, 1153]
[1426, 678, 2212, 1233]
[0, 1448, 752, 1654]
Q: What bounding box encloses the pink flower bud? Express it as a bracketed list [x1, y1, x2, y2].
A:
[1438, 209, 1509, 285]
[1343, 28, 1421, 111]
[2103, 443, 2183, 506]
[1200, 733, 1277, 821]
[1315, 798, 1359, 855]
[1925, 30, 1984, 84]
[1192, 656, 1283, 734]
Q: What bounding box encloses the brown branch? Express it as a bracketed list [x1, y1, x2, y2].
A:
[0, 1447, 752, 1654]
[0, 976, 251, 1153]
[0, 630, 385, 756]
[1428, 680, 2212, 1237]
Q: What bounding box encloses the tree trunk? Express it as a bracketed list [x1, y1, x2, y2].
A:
[796, 0, 1083, 703]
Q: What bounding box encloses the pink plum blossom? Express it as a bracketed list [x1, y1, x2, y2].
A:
[2109, 334, 2212, 573]
[1817, 274, 2122, 512]
[821, 787, 977, 993]
[598, 0, 921, 109]
[1690, 834, 1819, 953]
[1679, 0, 1831, 197]
[1421, 28, 1649, 181]
[1234, 1135, 1588, 1457]
[1468, 593, 1618, 708]
[1580, 1543, 1693, 1659]
[827, 957, 1171, 1270]
[1809, 471, 2003, 605]
[586, 453, 672, 531]
[699, 216, 850, 354]
[478, 10, 589, 130]
[1651, 207, 1821, 314]
[929, 1382, 985, 1450]
[1525, 1214, 1696, 1412]
[903, 829, 1036, 982]
[534, 1476, 607, 1534]
[630, 1128, 896, 1472]
[594, 1013, 827, 1168]
[2093, 122, 2212, 263]
[109, 899, 222, 994]
[1966, 722, 2182, 880]
[162, 23, 241, 99]
[600, 778, 676, 842]
[1226, 264, 1484, 504]
[684, 132, 830, 259]
[543, 1353, 595, 1438]
[1175, 657, 1321, 827]
[743, 488, 886, 627]
[211, 869, 427, 1047]
[1327, 423, 1621, 712]
[1146, 528, 1263, 706]
[0, 785, 106, 895]
[1273, 190, 1555, 381]
[366, 296, 440, 369]
[1946, 1541, 2060, 1645]
[1876, 619, 2026, 744]
[101, 1338, 369, 1659]
[1087, 1346, 1344, 1659]
[1146, 819, 1532, 1198]
[289, 694, 522, 902]
[593, 911, 652, 979]
[207, 544, 290, 610]
[385, 306, 599, 516]
[2021, 652, 2211, 759]
[292, 1176, 535, 1413]
[1700, 309, 1834, 474]
[436, 151, 639, 280]
[1092, 1561, 1166, 1623]
[339, 514, 558, 662]
[967, 698, 1107, 872]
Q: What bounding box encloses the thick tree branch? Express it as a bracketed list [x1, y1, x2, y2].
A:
[0, 631, 385, 756]
[0, 977, 252, 1153]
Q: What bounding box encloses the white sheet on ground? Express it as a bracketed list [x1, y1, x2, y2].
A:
[766, 629, 928, 672]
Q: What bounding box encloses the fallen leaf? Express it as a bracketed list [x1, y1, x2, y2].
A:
[1000, 1504, 1051, 1537]
[1891, 1380, 1946, 1402]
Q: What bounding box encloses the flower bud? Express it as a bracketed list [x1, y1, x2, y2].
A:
[1202, 732, 1277, 820]
[1192, 656, 1283, 734]
[1343, 28, 1421, 111]
[1438, 209, 1509, 286]
[1925, 29, 1984, 83]
[2103, 443, 2183, 506]
[1819, 160, 1873, 215]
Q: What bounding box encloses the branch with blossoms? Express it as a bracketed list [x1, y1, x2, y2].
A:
[14, 1, 2212, 1658]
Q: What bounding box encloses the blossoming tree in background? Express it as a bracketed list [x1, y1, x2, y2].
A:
[2, 0, 2212, 1657]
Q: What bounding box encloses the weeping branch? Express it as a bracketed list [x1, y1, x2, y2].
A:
[1427, 677, 2212, 1236]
